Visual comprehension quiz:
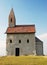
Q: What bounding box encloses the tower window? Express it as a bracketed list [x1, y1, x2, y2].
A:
[10, 40, 12, 43]
[11, 18, 12, 22]
[19, 40, 21, 43]
[27, 39, 29, 43]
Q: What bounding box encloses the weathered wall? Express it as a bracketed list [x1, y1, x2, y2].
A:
[6, 33, 36, 56]
[35, 37, 43, 55]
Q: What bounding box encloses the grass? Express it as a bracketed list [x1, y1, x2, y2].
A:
[0, 56, 47, 65]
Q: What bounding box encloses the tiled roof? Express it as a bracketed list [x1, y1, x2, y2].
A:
[35, 37, 43, 43]
[6, 25, 35, 34]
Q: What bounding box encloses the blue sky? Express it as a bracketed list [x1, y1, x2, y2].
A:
[0, 0, 47, 56]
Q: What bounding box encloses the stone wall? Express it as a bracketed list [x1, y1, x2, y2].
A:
[35, 37, 43, 55]
[6, 33, 36, 56]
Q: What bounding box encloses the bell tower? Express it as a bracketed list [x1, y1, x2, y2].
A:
[8, 8, 16, 27]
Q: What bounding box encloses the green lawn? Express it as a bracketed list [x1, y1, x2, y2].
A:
[0, 56, 47, 65]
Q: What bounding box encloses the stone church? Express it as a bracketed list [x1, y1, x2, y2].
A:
[6, 8, 43, 56]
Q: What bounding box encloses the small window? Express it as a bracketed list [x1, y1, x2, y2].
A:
[19, 40, 21, 43]
[27, 39, 29, 43]
[10, 40, 12, 43]
[11, 18, 12, 22]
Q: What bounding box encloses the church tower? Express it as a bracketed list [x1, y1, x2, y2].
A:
[8, 8, 16, 27]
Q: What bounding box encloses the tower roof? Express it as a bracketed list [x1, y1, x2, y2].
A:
[9, 8, 15, 16]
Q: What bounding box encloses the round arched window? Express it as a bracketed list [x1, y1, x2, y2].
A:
[10, 39, 12, 43]
[11, 18, 12, 22]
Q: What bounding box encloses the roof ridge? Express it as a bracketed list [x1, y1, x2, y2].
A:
[15, 25, 35, 27]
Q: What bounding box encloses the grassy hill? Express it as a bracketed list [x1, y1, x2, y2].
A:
[0, 56, 47, 65]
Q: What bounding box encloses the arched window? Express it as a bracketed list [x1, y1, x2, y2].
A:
[19, 40, 21, 43]
[11, 18, 12, 22]
[10, 39, 12, 43]
[27, 39, 29, 43]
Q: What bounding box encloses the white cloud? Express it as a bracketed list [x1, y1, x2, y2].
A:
[39, 33, 47, 39]
[38, 33, 47, 55]
[0, 35, 6, 56]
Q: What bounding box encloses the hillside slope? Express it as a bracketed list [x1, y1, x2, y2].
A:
[0, 56, 47, 65]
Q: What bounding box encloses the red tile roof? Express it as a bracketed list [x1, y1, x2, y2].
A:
[6, 25, 35, 34]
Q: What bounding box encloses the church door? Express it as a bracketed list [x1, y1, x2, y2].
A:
[15, 48, 19, 56]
